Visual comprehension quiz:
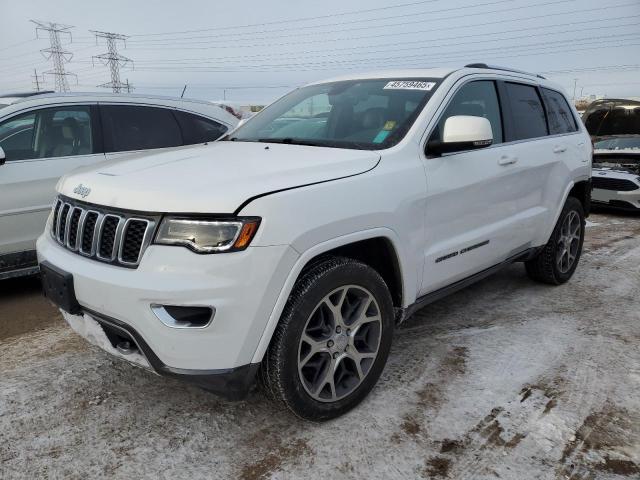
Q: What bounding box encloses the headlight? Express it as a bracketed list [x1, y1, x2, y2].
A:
[154, 217, 260, 253]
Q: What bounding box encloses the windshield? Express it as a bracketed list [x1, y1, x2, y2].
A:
[594, 137, 640, 150]
[226, 78, 440, 150]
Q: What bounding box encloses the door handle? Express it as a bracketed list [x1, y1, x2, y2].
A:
[498, 155, 518, 166]
[553, 145, 567, 153]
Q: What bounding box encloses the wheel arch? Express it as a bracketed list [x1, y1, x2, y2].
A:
[250, 228, 409, 364]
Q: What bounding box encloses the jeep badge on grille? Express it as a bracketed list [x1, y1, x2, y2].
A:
[73, 184, 91, 198]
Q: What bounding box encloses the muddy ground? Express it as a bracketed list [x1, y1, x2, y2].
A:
[1, 212, 639, 479]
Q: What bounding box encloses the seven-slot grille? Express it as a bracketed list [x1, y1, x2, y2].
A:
[51, 197, 157, 268]
[592, 176, 640, 191]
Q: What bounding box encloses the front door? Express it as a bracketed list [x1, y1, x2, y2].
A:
[0, 105, 104, 258]
[419, 79, 529, 295]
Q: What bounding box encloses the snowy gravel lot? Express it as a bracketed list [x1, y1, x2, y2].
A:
[1, 212, 639, 479]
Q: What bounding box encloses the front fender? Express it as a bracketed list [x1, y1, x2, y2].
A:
[249, 227, 411, 364]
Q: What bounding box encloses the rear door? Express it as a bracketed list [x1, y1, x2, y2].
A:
[99, 104, 184, 160]
[0, 104, 104, 257]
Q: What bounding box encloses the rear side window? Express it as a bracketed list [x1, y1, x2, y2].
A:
[174, 111, 228, 144]
[542, 88, 577, 134]
[100, 105, 182, 152]
[504, 83, 548, 140]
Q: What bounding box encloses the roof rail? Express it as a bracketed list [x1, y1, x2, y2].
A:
[464, 63, 546, 79]
[0, 90, 55, 98]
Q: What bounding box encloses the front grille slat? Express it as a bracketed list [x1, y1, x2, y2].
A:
[592, 177, 640, 191]
[67, 208, 82, 250]
[98, 215, 121, 260]
[49, 196, 156, 268]
[80, 211, 99, 255]
[120, 219, 150, 264]
[58, 204, 71, 243]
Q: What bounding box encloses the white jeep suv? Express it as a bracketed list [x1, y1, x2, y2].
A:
[37, 64, 592, 420]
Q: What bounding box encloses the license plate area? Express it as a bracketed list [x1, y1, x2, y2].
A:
[40, 261, 81, 314]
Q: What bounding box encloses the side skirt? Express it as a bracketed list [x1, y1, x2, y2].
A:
[0, 250, 39, 280]
[401, 247, 541, 322]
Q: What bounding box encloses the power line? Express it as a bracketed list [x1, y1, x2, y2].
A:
[126, 32, 640, 72]
[124, 15, 640, 67]
[30, 20, 77, 92]
[128, 0, 516, 43]
[91, 30, 133, 93]
[129, 0, 445, 37]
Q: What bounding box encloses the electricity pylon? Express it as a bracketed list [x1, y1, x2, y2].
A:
[91, 30, 133, 93]
[31, 20, 77, 92]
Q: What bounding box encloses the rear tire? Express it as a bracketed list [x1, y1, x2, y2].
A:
[525, 196, 585, 285]
[260, 256, 394, 421]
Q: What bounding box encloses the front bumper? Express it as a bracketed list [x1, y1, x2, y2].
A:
[62, 309, 260, 399]
[37, 231, 298, 388]
[592, 187, 640, 210]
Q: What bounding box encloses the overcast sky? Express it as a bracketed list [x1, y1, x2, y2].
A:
[1, 0, 639, 104]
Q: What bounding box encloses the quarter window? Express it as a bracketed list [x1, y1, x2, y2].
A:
[542, 88, 578, 134]
[0, 106, 93, 161]
[504, 83, 548, 140]
[431, 80, 503, 145]
[174, 111, 228, 144]
[100, 105, 182, 152]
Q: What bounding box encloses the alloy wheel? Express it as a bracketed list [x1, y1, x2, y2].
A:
[297, 285, 382, 402]
[556, 210, 581, 274]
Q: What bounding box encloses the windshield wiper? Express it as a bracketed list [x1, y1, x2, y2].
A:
[256, 138, 371, 149]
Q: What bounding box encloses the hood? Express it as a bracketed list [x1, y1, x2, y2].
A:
[58, 141, 380, 213]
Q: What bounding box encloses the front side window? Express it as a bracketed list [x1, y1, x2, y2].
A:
[542, 88, 577, 135]
[100, 105, 182, 152]
[505, 83, 548, 140]
[0, 106, 93, 161]
[174, 111, 228, 144]
[227, 78, 440, 150]
[430, 80, 503, 145]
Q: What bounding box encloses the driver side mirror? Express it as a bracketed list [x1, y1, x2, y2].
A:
[0, 146, 5, 166]
[427, 115, 493, 155]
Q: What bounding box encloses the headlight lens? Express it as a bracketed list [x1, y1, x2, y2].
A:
[155, 217, 260, 253]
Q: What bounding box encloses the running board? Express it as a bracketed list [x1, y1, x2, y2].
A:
[403, 247, 538, 320]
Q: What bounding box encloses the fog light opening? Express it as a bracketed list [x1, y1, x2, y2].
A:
[151, 304, 215, 329]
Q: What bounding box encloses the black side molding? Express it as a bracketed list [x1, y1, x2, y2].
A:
[403, 247, 541, 320]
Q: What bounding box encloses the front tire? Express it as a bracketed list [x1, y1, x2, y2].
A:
[260, 257, 394, 421]
[525, 196, 585, 285]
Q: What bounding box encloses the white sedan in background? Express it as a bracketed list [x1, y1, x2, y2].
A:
[0, 92, 238, 279]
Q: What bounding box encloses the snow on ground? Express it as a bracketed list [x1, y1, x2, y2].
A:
[1, 212, 639, 479]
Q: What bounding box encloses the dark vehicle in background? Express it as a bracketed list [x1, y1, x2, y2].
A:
[582, 99, 640, 211]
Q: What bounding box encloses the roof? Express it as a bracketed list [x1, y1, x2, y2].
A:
[0, 91, 240, 127]
[304, 64, 553, 88]
[6, 91, 216, 107]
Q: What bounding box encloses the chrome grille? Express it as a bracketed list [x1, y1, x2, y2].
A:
[51, 196, 158, 268]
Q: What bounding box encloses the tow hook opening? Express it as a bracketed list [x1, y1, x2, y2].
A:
[98, 321, 141, 356]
